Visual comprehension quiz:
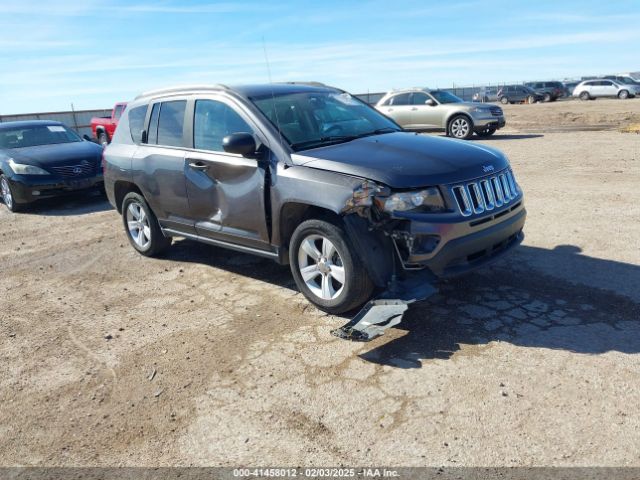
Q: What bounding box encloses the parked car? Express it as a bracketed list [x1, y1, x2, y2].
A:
[563, 81, 580, 97]
[572, 79, 640, 100]
[375, 88, 506, 139]
[496, 85, 543, 104]
[91, 102, 127, 145]
[472, 86, 499, 103]
[104, 84, 526, 314]
[523, 81, 565, 102]
[603, 75, 640, 87]
[0, 121, 104, 212]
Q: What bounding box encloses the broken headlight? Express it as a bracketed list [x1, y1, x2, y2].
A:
[382, 187, 445, 213]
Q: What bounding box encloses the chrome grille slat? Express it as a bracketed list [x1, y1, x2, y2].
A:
[48, 162, 96, 178]
[450, 169, 519, 217]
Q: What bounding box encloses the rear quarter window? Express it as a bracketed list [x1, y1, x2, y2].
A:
[128, 105, 148, 144]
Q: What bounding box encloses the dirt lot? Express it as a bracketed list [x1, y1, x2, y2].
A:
[1, 98, 639, 466]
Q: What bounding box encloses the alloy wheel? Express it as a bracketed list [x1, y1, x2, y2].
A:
[450, 118, 470, 138]
[126, 201, 151, 249]
[297, 234, 345, 300]
[1, 178, 13, 210]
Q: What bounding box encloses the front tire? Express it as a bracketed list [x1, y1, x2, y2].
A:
[500, 96, 509, 105]
[527, 95, 536, 104]
[476, 126, 497, 137]
[448, 115, 473, 140]
[579, 91, 590, 101]
[543, 93, 552, 102]
[618, 90, 629, 99]
[121, 192, 171, 256]
[289, 218, 374, 314]
[1, 175, 23, 212]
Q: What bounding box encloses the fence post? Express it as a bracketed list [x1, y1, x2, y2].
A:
[70, 103, 79, 132]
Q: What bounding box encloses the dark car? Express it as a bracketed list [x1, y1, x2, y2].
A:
[496, 85, 544, 104]
[104, 84, 526, 315]
[0, 121, 104, 212]
[524, 81, 565, 102]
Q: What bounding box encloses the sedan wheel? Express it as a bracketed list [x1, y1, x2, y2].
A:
[0, 175, 21, 212]
[618, 90, 629, 99]
[449, 116, 473, 139]
[579, 91, 590, 101]
[500, 96, 509, 104]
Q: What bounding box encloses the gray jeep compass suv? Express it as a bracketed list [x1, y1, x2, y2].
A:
[104, 83, 526, 314]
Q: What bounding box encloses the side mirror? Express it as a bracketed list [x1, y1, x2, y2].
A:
[425, 99, 436, 106]
[222, 132, 257, 157]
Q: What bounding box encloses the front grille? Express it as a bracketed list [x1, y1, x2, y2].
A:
[48, 162, 96, 177]
[451, 170, 519, 217]
[489, 106, 503, 116]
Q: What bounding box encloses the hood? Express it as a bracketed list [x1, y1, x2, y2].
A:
[291, 132, 509, 188]
[6, 141, 103, 167]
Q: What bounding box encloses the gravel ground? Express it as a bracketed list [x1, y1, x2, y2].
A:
[1, 99, 639, 466]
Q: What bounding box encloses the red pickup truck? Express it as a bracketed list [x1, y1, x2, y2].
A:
[91, 102, 127, 145]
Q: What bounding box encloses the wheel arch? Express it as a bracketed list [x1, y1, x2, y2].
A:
[446, 112, 474, 135]
[113, 180, 143, 214]
[278, 202, 342, 251]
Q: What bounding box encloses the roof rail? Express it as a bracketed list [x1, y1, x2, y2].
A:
[134, 84, 229, 100]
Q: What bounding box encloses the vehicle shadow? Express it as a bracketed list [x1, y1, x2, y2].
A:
[472, 133, 544, 141]
[162, 239, 640, 369]
[165, 238, 297, 291]
[360, 244, 640, 368]
[12, 190, 112, 216]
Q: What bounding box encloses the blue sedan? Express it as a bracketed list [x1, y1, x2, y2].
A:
[0, 120, 104, 212]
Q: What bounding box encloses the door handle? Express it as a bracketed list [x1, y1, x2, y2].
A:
[411, 107, 418, 111]
[188, 161, 209, 171]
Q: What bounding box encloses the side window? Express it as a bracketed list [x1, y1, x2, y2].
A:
[194, 99, 253, 152]
[113, 104, 125, 120]
[410, 93, 430, 105]
[602, 81, 613, 86]
[157, 100, 186, 147]
[128, 105, 148, 144]
[390, 93, 411, 106]
[147, 103, 160, 145]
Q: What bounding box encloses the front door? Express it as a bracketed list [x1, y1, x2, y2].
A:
[409, 92, 442, 128]
[184, 97, 271, 251]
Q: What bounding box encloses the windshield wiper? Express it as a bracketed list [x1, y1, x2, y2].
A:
[291, 135, 359, 150]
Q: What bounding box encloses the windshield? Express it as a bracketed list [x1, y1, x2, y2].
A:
[0, 124, 82, 149]
[429, 91, 463, 104]
[250, 91, 400, 151]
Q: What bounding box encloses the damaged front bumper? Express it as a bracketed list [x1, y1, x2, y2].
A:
[391, 205, 526, 276]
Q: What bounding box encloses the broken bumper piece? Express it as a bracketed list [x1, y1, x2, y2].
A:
[331, 272, 438, 341]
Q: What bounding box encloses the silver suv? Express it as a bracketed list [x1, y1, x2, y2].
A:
[376, 88, 505, 140]
[573, 79, 640, 100]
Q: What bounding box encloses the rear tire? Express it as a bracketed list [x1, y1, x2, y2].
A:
[543, 93, 552, 102]
[579, 91, 590, 101]
[618, 90, 629, 99]
[448, 115, 474, 140]
[527, 95, 536, 104]
[1, 175, 23, 212]
[500, 96, 509, 105]
[121, 192, 171, 256]
[289, 218, 374, 314]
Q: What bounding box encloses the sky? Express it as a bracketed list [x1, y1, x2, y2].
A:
[1, 0, 639, 114]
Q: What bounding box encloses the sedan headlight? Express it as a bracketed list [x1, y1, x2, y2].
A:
[472, 107, 491, 113]
[8, 159, 50, 175]
[383, 187, 445, 213]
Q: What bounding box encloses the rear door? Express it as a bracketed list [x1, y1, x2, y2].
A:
[379, 93, 412, 127]
[133, 98, 194, 233]
[600, 80, 618, 97]
[183, 96, 271, 251]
